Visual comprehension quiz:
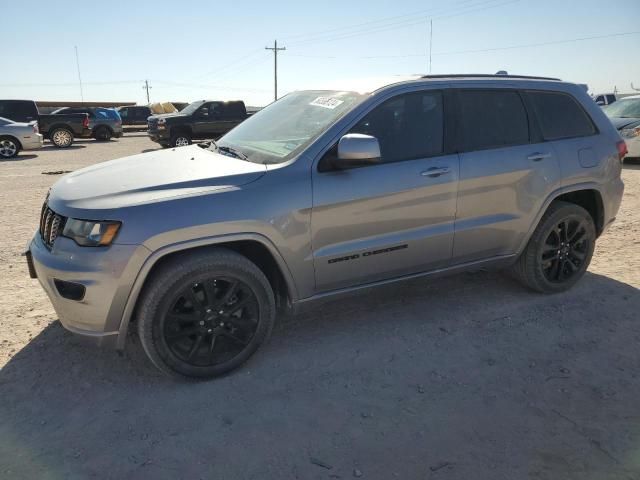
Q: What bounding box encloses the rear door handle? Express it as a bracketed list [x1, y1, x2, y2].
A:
[421, 166, 450, 177]
[527, 152, 551, 161]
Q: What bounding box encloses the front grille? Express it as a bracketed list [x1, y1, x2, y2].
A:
[39, 204, 66, 249]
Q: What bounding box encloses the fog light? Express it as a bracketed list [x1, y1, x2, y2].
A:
[54, 279, 86, 301]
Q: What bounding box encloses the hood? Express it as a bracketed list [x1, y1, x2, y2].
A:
[609, 117, 640, 130]
[149, 112, 187, 121]
[49, 145, 266, 212]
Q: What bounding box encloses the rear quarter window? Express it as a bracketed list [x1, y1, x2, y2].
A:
[526, 91, 596, 140]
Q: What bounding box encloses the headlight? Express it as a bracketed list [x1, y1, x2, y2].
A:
[62, 219, 121, 246]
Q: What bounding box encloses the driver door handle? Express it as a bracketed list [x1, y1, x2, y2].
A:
[527, 152, 551, 161]
[421, 166, 450, 178]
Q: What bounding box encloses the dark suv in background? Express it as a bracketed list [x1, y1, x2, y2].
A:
[117, 106, 152, 130]
[147, 100, 251, 147]
[52, 107, 123, 141]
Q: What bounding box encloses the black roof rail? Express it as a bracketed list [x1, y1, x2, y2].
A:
[420, 74, 562, 81]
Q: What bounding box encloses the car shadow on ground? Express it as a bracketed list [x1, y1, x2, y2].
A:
[36, 145, 87, 152]
[0, 154, 38, 162]
[1, 270, 639, 479]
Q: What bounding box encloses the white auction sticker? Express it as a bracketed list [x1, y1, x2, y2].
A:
[309, 97, 344, 109]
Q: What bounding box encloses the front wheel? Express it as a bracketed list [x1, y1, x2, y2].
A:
[50, 128, 74, 148]
[514, 201, 596, 293]
[136, 249, 276, 379]
[170, 133, 191, 148]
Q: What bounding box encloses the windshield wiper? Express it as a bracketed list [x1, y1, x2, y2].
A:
[203, 139, 249, 161]
[218, 145, 248, 161]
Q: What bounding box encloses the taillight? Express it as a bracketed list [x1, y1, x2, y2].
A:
[617, 140, 628, 161]
[83, 116, 90, 128]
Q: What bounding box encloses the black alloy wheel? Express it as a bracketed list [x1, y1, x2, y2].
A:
[162, 278, 259, 367]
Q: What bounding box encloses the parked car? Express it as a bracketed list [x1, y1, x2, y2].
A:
[117, 106, 152, 130]
[603, 95, 640, 159]
[52, 107, 123, 141]
[147, 100, 251, 148]
[26, 74, 625, 379]
[593, 93, 617, 106]
[0, 99, 90, 148]
[0, 116, 43, 158]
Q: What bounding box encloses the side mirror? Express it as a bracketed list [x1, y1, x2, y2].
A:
[334, 134, 381, 169]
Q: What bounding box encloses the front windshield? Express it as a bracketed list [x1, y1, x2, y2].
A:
[604, 98, 640, 118]
[179, 101, 207, 115]
[217, 90, 366, 164]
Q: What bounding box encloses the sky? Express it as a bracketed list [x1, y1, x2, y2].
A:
[2, 0, 640, 107]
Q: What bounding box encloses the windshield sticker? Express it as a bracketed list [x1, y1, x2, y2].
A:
[309, 97, 344, 109]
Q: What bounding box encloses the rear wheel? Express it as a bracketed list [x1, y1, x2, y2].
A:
[94, 126, 112, 141]
[514, 201, 596, 293]
[136, 249, 276, 379]
[170, 133, 191, 148]
[0, 136, 20, 158]
[50, 128, 74, 148]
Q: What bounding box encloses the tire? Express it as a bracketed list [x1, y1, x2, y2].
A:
[0, 136, 20, 158]
[49, 128, 74, 148]
[170, 133, 191, 148]
[514, 201, 596, 293]
[94, 126, 112, 141]
[136, 248, 276, 379]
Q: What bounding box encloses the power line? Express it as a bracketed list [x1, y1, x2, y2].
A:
[265, 40, 286, 101]
[433, 30, 640, 56]
[286, 30, 640, 61]
[286, 0, 521, 47]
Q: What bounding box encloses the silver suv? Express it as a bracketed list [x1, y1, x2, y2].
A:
[26, 74, 625, 379]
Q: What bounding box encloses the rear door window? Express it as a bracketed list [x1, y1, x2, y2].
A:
[526, 91, 596, 140]
[457, 90, 529, 151]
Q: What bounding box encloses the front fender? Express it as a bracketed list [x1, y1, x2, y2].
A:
[115, 232, 298, 349]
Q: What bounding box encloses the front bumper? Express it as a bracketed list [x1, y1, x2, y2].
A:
[28, 232, 150, 348]
[147, 128, 169, 143]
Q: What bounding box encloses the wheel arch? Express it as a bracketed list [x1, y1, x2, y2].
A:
[517, 183, 605, 256]
[116, 233, 298, 349]
[45, 124, 74, 138]
[170, 125, 192, 138]
[0, 134, 23, 150]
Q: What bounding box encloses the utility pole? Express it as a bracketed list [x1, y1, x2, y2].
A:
[74, 46, 84, 103]
[142, 79, 152, 104]
[265, 40, 286, 101]
[428, 19, 433, 74]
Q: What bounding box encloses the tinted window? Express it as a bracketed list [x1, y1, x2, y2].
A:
[528, 91, 596, 140]
[458, 90, 529, 151]
[606, 95, 616, 104]
[0, 101, 37, 121]
[350, 91, 444, 163]
[118, 108, 129, 118]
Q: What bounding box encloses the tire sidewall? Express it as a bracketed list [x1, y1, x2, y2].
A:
[137, 251, 275, 379]
[526, 204, 596, 293]
[170, 134, 191, 148]
[0, 137, 19, 158]
[50, 128, 73, 148]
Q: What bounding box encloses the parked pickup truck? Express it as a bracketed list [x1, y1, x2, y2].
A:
[147, 100, 251, 148]
[0, 100, 91, 148]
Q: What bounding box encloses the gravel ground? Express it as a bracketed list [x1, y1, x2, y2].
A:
[0, 134, 639, 480]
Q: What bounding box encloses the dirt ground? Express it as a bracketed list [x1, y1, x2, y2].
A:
[0, 134, 639, 480]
